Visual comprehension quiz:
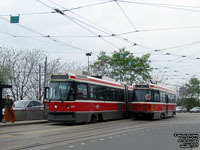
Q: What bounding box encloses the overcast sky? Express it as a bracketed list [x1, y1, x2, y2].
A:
[1, 0, 200, 89]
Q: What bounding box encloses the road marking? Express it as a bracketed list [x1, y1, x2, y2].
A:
[69, 145, 74, 148]
[123, 133, 127, 136]
[100, 138, 104, 141]
[81, 143, 85, 145]
[90, 140, 95, 143]
[109, 136, 113, 139]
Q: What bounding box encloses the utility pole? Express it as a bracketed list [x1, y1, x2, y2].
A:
[38, 65, 41, 101]
[86, 52, 92, 72]
[44, 57, 47, 89]
[43, 57, 47, 101]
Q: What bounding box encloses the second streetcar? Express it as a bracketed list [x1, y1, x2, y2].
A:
[128, 83, 176, 119]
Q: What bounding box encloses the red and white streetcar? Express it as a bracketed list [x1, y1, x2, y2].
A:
[129, 83, 176, 119]
[44, 71, 128, 123]
[44, 71, 176, 122]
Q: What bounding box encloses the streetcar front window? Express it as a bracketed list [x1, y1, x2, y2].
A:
[49, 82, 72, 101]
[133, 90, 151, 101]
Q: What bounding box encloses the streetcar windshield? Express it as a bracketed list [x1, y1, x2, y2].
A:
[48, 82, 72, 101]
[133, 89, 151, 101]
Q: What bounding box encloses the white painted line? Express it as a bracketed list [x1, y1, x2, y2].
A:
[123, 134, 127, 136]
[90, 140, 95, 143]
[100, 138, 104, 141]
[109, 137, 113, 139]
[69, 145, 74, 148]
[81, 143, 85, 145]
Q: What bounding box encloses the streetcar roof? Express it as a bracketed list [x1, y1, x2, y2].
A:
[50, 71, 125, 89]
[134, 83, 176, 94]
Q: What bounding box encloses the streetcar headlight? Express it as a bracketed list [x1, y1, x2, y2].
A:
[54, 104, 58, 109]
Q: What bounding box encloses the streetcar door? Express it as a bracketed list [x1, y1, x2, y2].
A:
[165, 95, 169, 116]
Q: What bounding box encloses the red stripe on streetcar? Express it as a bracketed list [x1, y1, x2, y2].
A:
[129, 103, 176, 112]
[48, 101, 126, 112]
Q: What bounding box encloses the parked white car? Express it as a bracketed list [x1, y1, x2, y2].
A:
[176, 106, 187, 112]
[189, 107, 200, 113]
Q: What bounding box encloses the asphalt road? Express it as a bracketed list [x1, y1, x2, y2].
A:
[0, 113, 200, 150]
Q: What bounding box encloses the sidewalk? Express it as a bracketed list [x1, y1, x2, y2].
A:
[0, 120, 48, 128]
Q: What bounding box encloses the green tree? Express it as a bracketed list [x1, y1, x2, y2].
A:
[177, 77, 200, 110]
[185, 77, 200, 100]
[91, 48, 152, 84]
[177, 98, 200, 110]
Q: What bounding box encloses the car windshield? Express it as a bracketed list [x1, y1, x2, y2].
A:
[193, 107, 200, 109]
[177, 106, 185, 109]
[133, 89, 151, 101]
[14, 101, 28, 108]
[49, 82, 72, 101]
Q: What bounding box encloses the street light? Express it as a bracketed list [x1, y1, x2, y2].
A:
[86, 52, 92, 72]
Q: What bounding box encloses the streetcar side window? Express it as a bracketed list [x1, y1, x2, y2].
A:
[90, 85, 97, 99]
[115, 89, 121, 101]
[96, 86, 104, 100]
[160, 92, 165, 102]
[110, 88, 116, 101]
[173, 95, 176, 103]
[153, 91, 160, 102]
[77, 83, 88, 99]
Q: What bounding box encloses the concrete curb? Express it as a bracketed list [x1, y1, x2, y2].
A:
[0, 120, 48, 128]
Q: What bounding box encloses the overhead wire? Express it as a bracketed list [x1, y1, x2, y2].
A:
[36, 0, 121, 49]
[115, 25, 200, 36]
[114, 0, 138, 31]
[119, 0, 200, 13]
[2, 0, 200, 86]
[0, 16, 87, 53]
[1, 0, 199, 58]
[0, 0, 114, 17]
[35, 0, 200, 80]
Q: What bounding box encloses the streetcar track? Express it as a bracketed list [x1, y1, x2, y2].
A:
[7, 120, 185, 150]
[2, 114, 200, 150]
[0, 119, 146, 137]
[9, 123, 162, 150]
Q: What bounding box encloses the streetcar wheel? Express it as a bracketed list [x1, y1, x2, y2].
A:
[160, 113, 165, 119]
[90, 114, 99, 123]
